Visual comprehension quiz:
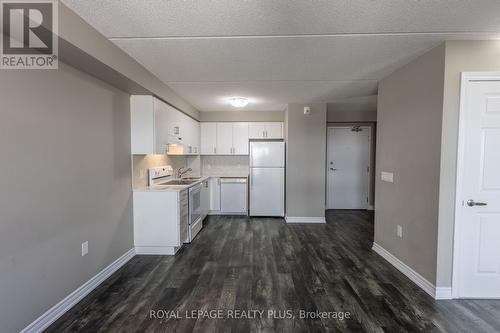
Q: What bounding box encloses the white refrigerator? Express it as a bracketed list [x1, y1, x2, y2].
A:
[249, 141, 285, 217]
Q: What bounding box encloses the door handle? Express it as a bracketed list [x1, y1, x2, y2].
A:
[330, 168, 337, 171]
[466, 199, 487, 207]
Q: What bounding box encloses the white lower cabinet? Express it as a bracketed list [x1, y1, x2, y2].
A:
[133, 189, 189, 255]
[209, 177, 221, 213]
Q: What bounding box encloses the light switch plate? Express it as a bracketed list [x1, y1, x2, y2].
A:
[81, 241, 89, 256]
[381, 171, 394, 183]
[397, 225, 403, 238]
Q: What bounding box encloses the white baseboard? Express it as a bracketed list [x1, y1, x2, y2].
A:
[435, 287, 453, 300]
[285, 216, 326, 224]
[372, 243, 452, 300]
[21, 248, 136, 333]
[135, 246, 177, 255]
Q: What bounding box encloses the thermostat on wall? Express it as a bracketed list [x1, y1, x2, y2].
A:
[304, 106, 311, 115]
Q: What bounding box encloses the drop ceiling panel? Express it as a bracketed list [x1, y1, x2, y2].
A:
[61, 1, 500, 112]
[168, 81, 378, 111]
[111, 33, 492, 82]
[63, 0, 500, 38]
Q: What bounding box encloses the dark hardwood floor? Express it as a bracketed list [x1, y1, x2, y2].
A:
[46, 211, 500, 332]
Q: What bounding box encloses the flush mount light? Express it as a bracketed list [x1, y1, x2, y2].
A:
[229, 97, 249, 108]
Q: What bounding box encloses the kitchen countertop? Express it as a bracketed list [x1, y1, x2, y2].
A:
[133, 174, 250, 192]
[133, 176, 210, 192]
[203, 174, 249, 178]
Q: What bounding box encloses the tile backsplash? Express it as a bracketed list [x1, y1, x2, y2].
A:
[132, 154, 187, 188]
[201, 155, 249, 177]
[132, 154, 249, 188]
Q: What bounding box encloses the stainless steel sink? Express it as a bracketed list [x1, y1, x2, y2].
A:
[180, 177, 202, 180]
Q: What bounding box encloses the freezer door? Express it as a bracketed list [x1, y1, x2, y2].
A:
[250, 141, 285, 167]
[250, 168, 284, 216]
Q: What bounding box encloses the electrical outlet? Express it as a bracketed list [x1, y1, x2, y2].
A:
[397, 225, 403, 238]
[81, 241, 89, 256]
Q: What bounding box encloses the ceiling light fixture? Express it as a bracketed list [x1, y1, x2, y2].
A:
[229, 97, 249, 108]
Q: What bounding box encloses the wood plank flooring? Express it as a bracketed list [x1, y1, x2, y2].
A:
[46, 211, 500, 332]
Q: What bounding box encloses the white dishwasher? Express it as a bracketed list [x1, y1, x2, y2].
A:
[220, 177, 248, 215]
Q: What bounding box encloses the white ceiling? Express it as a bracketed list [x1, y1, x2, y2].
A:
[63, 0, 500, 112]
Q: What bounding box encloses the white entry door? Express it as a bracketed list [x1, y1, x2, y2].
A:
[456, 78, 500, 298]
[326, 127, 370, 209]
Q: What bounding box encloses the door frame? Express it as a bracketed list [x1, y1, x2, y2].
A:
[326, 126, 372, 210]
[452, 72, 500, 298]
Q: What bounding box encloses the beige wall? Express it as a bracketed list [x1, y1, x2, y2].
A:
[327, 110, 377, 122]
[375, 44, 446, 284]
[59, 3, 199, 120]
[436, 40, 500, 287]
[0, 64, 133, 333]
[285, 103, 327, 218]
[199, 111, 284, 122]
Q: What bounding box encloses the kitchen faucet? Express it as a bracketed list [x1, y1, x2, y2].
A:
[177, 167, 192, 179]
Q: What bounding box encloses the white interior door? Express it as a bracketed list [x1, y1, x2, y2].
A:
[456, 79, 500, 298]
[326, 127, 370, 209]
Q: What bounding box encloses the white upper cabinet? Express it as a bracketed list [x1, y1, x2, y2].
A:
[200, 123, 217, 155]
[266, 122, 283, 139]
[248, 122, 283, 139]
[249, 122, 266, 139]
[216, 123, 233, 155]
[131, 95, 200, 155]
[200, 122, 281, 155]
[201, 122, 250, 155]
[232, 122, 249, 155]
[153, 98, 173, 153]
[131, 95, 156, 154]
